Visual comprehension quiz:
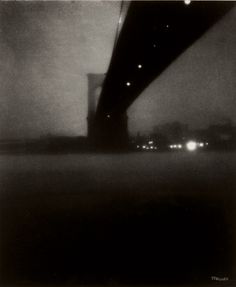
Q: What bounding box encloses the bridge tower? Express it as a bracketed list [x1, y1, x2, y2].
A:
[87, 73, 105, 139]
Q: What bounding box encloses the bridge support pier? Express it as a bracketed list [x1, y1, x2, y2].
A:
[87, 73, 129, 150]
[93, 112, 129, 150]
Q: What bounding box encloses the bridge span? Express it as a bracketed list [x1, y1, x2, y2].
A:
[88, 1, 235, 148]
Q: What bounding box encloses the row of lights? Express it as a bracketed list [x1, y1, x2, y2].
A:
[137, 141, 158, 150]
[125, 9, 183, 88]
[170, 144, 182, 149]
[108, 0, 191, 121]
[125, 0, 191, 88]
[136, 145, 158, 150]
[125, 19, 173, 87]
[126, 22, 171, 87]
[170, 141, 208, 151]
[125, 22, 171, 87]
[126, 64, 143, 87]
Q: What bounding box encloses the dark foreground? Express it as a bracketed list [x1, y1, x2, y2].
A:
[0, 152, 235, 286]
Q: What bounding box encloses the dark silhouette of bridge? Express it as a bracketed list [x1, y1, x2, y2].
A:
[88, 1, 235, 148]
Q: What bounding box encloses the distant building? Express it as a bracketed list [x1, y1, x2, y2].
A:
[152, 121, 189, 143]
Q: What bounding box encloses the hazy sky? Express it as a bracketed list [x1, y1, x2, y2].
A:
[0, 1, 120, 139]
[0, 1, 235, 139]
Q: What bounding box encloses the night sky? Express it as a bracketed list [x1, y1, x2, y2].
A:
[0, 1, 235, 139]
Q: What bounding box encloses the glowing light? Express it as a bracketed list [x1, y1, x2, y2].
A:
[186, 141, 197, 151]
[173, 145, 177, 148]
[166, 24, 169, 28]
[184, 0, 191, 5]
[137, 145, 140, 148]
[148, 141, 153, 144]
[138, 64, 142, 69]
[199, 143, 204, 147]
[178, 144, 182, 149]
[142, 145, 146, 149]
[150, 146, 154, 150]
[126, 82, 131, 86]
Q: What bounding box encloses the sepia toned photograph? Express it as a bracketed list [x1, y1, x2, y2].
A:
[0, 0, 235, 286]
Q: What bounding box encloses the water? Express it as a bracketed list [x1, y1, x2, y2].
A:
[0, 152, 235, 285]
[1, 151, 235, 194]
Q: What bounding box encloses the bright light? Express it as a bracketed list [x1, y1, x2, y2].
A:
[150, 146, 154, 149]
[137, 145, 140, 148]
[206, 142, 209, 146]
[199, 143, 204, 147]
[107, 114, 110, 118]
[170, 145, 173, 149]
[126, 82, 131, 86]
[184, 0, 191, 5]
[166, 24, 169, 28]
[186, 141, 197, 151]
[178, 144, 182, 149]
[142, 145, 146, 149]
[138, 64, 142, 69]
[148, 140, 153, 144]
[173, 145, 177, 148]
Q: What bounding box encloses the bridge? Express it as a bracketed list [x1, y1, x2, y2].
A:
[87, 1, 234, 148]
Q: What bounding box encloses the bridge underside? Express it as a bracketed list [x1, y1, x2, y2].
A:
[91, 1, 235, 148]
